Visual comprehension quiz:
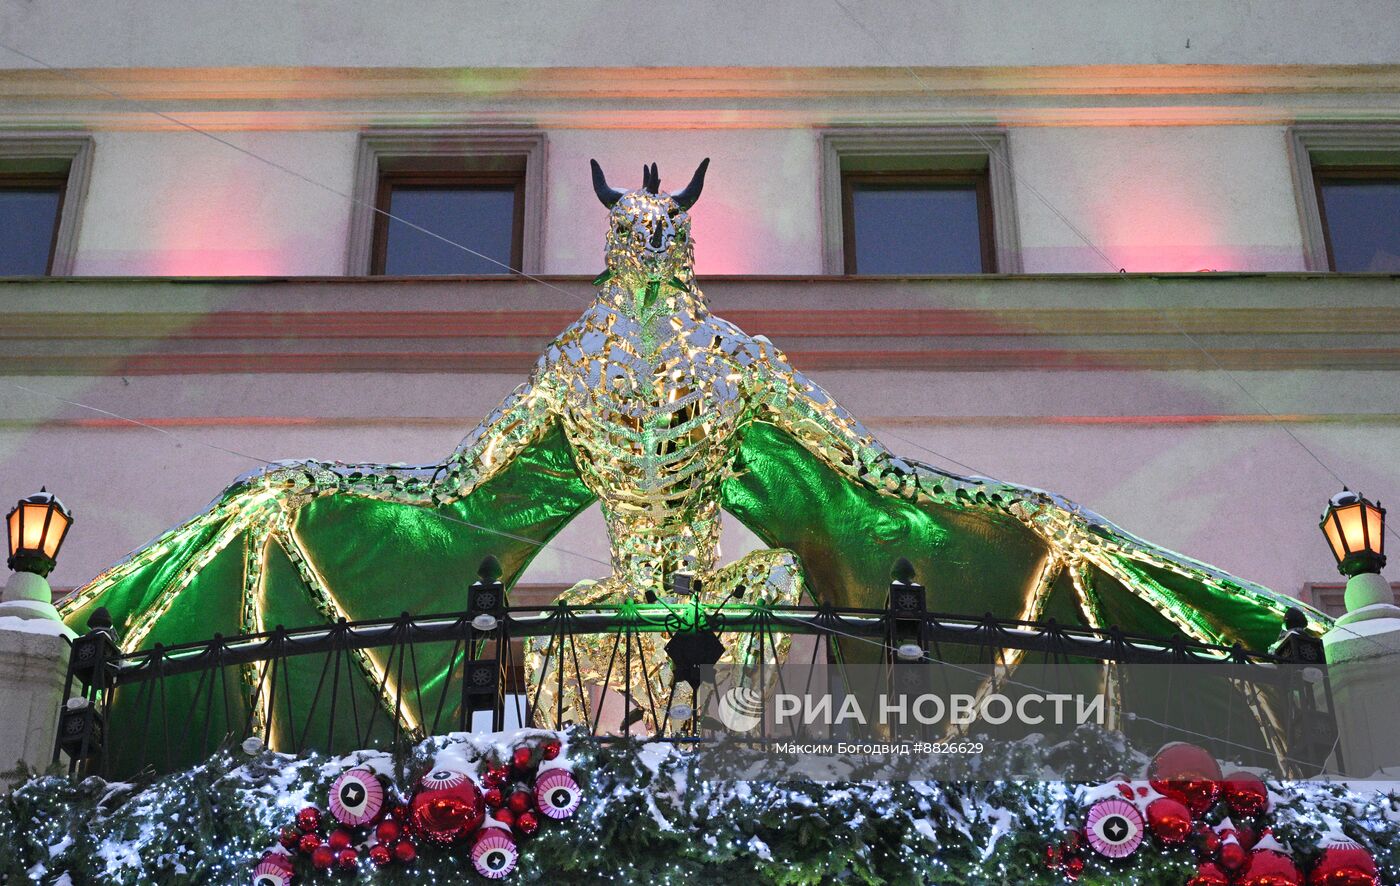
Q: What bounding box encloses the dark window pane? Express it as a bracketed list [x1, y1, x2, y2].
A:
[382, 186, 517, 275]
[1319, 179, 1400, 272]
[851, 185, 985, 274]
[0, 188, 62, 275]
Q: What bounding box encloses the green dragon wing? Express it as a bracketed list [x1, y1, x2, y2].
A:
[724, 418, 1328, 653]
[60, 423, 594, 772]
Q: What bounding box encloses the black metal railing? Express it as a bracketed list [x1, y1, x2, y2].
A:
[55, 560, 1339, 780]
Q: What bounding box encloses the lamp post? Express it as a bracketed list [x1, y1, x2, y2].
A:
[1319, 490, 1400, 777]
[1, 488, 73, 622]
[1320, 490, 1396, 624]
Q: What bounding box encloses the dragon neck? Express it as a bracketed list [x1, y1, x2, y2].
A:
[596, 269, 705, 322]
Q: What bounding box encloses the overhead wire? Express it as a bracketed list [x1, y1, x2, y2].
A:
[5, 382, 613, 570]
[1, 34, 1393, 655]
[0, 39, 589, 305]
[825, 0, 1400, 656]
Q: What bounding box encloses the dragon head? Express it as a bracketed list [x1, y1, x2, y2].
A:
[591, 158, 708, 309]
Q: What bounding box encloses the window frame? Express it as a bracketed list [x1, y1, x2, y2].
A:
[1287, 124, 1400, 272]
[368, 168, 527, 277]
[0, 134, 94, 276]
[0, 171, 69, 276]
[1310, 164, 1400, 272]
[839, 169, 996, 275]
[346, 129, 546, 275]
[819, 128, 1021, 274]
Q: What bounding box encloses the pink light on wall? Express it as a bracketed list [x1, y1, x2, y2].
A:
[72, 131, 353, 276]
[1015, 127, 1310, 273]
[147, 177, 293, 276]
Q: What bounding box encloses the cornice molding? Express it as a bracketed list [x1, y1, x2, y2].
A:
[4, 65, 1400, 101]
[2, 274, 1398, 374]
[2, 65, 1400, 130]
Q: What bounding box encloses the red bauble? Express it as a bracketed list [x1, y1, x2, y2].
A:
[1148, 743, 1222, 816]
[511, 746, 534, 771]
[327, 828, 352, 852]
[542, 738, 562, 760]
[409, 770, 485, 846]
[368, 843, 393, 868]
[277, 825, 301, 850]
[516, 811, 539, 836]
[1237, 824, 1258, 851]
[297, 833, 321, 855]
[484, 787, 504, 808]
[336, 848, 359, 871]
[1064, 856, 1084, 880]
[1189, 862, 1232, 886]
[1195, 822, 1221, 859]
[392, 839, 418, 864]
[1239, 848, 1301, 886]
[1223, 771, 1270, 817]
[310, 845, 336, 870]
[1309, 841, 1378, 886]
[1146, 797, 1193, 845]
[482, 766, 508, 789]
[375, 819, 401, 845]
[1063, 829, 1084, 854]
[1220, 840, 1250, 873]
[507, 790, 533, 814]
[492, 807, 516, 828]
[296, 806, 321, 833]
[1045, 844, 1062, 869]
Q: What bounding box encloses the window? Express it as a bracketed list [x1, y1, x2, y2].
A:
[820, 129, 1020, 274]
[1288, 125, 1400, 271]
[841, 171, 994, 274]
[0, 135, 94, 276]
[370, 164, 525, 275]
[346, 130, 546, 276]
[1313, 167, 1400, 272]
[0, 173, 66, 275]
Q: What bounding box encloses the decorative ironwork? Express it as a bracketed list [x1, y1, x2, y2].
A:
[56, 563, 1338, 782]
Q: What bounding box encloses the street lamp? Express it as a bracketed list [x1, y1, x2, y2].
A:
[7, 488, 73, 578]
[1320, 490, 1385, 577]
[2, 488, 73, 622]
[1321, 490, 1396, 624]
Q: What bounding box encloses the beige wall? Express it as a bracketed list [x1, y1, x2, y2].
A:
[2, 2, 1399, 621]
[3, 2, 1398, 68]
[42, 122, 1367, 276]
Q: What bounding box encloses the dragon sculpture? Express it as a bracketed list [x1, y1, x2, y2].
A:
[61, 159, 1324, 752]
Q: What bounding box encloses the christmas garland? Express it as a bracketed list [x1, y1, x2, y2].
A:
[0, 727, 1395, 885]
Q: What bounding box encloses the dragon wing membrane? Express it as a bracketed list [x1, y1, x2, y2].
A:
[59, 423, 595, 772]
[726, 333, 1326, 654]
[723, 418, 1325, 650]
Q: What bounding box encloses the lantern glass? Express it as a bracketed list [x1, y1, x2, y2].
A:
[5, 507, 19, 559]
[1321, 491, 1386, 576]
[5, 490, 73, 576]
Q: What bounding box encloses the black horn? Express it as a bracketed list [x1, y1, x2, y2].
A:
[670, 157, 709, 209]
[643, 162, 660, 194]
[591, 159, 626, 208]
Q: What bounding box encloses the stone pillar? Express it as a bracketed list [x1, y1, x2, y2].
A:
[0, 571, 75, 787]
[1322, 571, 1400, 778]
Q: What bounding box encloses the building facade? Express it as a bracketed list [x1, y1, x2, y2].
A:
[2, 1, 1399, 613]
